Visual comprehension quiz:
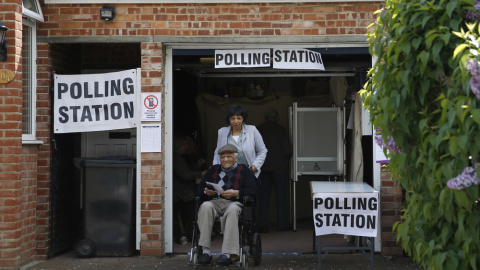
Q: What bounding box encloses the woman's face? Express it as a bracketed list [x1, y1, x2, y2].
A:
[229, 114, 244, 130]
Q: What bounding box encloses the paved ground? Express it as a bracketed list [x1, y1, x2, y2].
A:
[22, 251, 422, 270]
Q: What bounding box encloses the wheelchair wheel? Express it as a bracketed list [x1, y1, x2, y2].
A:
[190, 246, 201, 269]
[252, 233, 262, 266]
[76, 239, 95, 258]
[190, 250, 197, 263]
[241, 250, 249, 269]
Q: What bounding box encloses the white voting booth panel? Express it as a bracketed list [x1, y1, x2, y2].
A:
[290, 102, 346, 231]
[295, 107, 344, 175]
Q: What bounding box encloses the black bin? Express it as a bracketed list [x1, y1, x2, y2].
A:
[75, 157, 136, 257]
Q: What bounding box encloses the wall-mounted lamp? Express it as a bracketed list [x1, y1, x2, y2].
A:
[100, 6, 115, 21]
[0, 21, 8, 62]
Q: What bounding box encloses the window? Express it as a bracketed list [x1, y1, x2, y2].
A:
[22, 0, 43, 142]
[22, 20, 36, 141]
[23, 0, 44, 22]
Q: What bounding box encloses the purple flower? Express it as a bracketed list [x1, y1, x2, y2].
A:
[436, 72, 451, 87]
[374, 133, 401, 154]
[470, 76, 480, 99]
[464, 10, 480, 20]
[447, 166, 480, 190]
[466, 60, 480, 76]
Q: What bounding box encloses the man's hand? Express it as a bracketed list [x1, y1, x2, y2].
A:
[220, 189, 239, 199]
[204, 188, 216, 197]
[249, 165, 258, 173]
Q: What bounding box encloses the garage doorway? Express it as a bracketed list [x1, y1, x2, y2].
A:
[167, 46, 372, 254]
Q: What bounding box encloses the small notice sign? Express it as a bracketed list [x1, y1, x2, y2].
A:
[141, 93, 161, 121]
[141, 124, 161, 152]
[313, 192, 379, 237]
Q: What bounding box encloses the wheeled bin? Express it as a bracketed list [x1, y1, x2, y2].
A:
[75, 157, 136, 257]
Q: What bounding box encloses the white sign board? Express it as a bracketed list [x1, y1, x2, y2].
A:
[54, 69, 138, 133]
[313, 192, 379, 237]
[141, 93, 162, 121]
[215, 49, 271, 68]
[273, 48, 325, 70]
[141, 124, 162, 153]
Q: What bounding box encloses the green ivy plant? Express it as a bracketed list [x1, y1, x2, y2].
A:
[362, 0, 480, 269]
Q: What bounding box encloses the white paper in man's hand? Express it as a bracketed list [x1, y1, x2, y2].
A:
[206, 182, 224, 194]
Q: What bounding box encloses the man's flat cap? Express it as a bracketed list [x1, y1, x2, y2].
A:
[218, 144, 238, 155]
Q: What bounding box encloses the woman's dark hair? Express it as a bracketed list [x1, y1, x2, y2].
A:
[225, 105, 248, 124]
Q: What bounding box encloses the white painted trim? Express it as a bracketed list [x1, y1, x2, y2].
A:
[372, 135, 381, 252]
[165, 43, 368, 50]
[136, 68, 142, 250]
[167, 43, 369, 51]
[368, 54, 381, 252]
[165, 47, 174, 253]
[22, 140, 44, 145]
[45, 0, 380, 4]
[23, 1, 45, 22]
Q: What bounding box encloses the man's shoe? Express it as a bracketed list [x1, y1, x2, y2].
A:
[216, 254, 232, 266]
[230, 254, 240, 263]
[258, 227, 269, 233]
[197, 253, 212, 265]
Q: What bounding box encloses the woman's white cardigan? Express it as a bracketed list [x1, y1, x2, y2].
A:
[212, 124, 268, 178]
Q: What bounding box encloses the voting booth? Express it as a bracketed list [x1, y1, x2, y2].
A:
[310, 181, 378, 270]
[291, 102, 346, 230]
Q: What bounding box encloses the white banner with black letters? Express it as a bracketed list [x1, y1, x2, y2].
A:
[54, 69, 138, 133]
[313, 192, 379, 237]
[215, 49, 271, 68]
[273, 48, 325, 70]
[215, 48, 325, 70]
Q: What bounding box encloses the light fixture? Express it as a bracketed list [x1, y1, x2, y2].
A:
[100, 6, 115, 21]
[0, 21, 8, 62]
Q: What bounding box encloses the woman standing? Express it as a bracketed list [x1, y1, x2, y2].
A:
[212, 105, 268, 178]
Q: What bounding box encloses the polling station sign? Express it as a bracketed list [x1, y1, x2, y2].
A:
[54, 69, 138, 133]
[215, 49, 271, 68]
[214, 48, 325, 70]
[273, 48, 325, 70]
[313, 192, 379, 237]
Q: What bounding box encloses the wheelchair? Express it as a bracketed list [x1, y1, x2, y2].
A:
[188, 196, 262, 269]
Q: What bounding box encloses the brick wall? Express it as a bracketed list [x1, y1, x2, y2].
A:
[380, 165, 403, 255]
[38, 3, 380, 37]
[19, 146, 39, 264]
[0, 0, 38, 268]
[139, 42, 164, 256]
[35, 42, 54, 260]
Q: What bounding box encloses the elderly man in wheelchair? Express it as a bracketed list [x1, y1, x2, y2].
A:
[189, 144, 261, 268]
